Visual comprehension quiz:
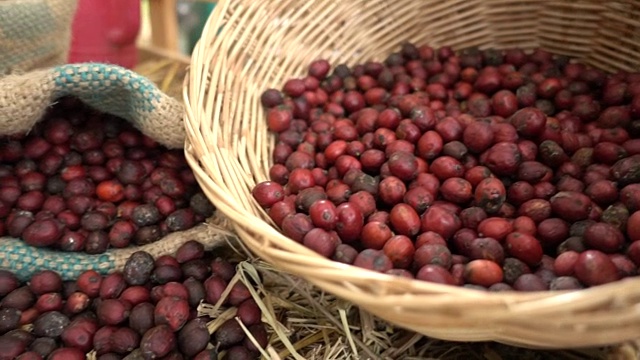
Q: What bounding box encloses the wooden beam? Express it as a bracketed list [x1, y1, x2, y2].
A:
[148, 0, 179, 52]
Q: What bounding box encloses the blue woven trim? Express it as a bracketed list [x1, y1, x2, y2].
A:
[0, 238, 115, 281]
[51, 63, 163, 118]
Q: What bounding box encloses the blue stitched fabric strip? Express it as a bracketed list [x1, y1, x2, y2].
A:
[0, 238, 115, 282]
[52, 63, 163, 123]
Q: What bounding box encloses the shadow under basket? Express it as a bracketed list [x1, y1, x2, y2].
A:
[183, 0, 640, 349]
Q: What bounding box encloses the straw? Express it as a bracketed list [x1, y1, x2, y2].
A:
[134, 57, 188, 100]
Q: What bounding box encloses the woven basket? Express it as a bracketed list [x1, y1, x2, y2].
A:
[184, 0, 640, 349]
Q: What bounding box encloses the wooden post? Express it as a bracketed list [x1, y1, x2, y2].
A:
[148, 0, 179, 52]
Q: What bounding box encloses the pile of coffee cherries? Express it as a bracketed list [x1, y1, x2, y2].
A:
[0, 240, 268, 359]
[253, 44, 640, 291]
[0, 97, 215, 253]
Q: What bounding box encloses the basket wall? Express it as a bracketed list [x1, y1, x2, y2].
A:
[184, 0, 640, 348]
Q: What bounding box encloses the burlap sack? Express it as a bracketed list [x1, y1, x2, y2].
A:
[0, 4, 230, 281]
[0, 0, 78, 75]
[0, 63, 232, 281]
[0, 0, 186, 148]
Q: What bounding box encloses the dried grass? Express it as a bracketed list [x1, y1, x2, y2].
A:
[134, 57, 187, 100]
